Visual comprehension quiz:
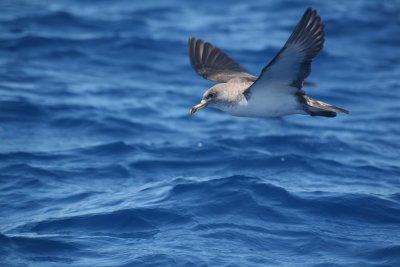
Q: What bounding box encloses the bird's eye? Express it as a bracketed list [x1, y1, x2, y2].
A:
[207, 93, 215, 99]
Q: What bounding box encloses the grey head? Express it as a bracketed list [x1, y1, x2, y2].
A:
[190, 82, 249, 115]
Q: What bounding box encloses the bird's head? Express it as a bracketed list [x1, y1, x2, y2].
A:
[190, 86, 229, 115]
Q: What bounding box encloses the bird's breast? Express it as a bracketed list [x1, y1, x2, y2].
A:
[220, 87, 303, 118]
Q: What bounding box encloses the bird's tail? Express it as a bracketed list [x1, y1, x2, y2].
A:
[302, 95, 349, 117]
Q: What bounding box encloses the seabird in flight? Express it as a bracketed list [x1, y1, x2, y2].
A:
[189, 8, 348, 118]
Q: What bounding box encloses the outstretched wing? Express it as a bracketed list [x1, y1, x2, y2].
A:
[248, 8, 324, 94]
[188, 37, 256, 83]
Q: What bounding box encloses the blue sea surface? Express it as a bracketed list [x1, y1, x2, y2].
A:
[1, 0, 400, 266]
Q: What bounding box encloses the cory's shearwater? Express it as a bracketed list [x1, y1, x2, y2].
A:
[189, 8, 349, 118]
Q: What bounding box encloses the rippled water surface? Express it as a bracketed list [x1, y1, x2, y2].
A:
[1, 0, 400, 266]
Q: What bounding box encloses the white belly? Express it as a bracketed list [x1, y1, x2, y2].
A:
[220, 86, 304, 118]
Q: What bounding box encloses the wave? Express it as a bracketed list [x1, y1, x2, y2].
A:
[16, 208, 192, 238]
[162, 176, 400, 224]
[0, 233, 77, 265]
[0, 98, 46, 122]
[0, 233, 77, 253]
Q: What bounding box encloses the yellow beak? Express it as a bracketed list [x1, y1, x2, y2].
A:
[190, 99, 208, 116]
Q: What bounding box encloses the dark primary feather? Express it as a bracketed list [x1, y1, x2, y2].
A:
[188, 37, 256, 83]
[252, 8, 325, 89]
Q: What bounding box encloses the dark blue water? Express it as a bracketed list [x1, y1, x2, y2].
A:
[1, 0, 400, 266]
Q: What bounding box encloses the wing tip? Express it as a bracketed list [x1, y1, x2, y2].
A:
[291, 7, 325, 53]
[188, 36, 199, 43]
[304, 7, 317, 15]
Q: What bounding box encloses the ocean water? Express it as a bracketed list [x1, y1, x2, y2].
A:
[1, 0, 400, 266]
